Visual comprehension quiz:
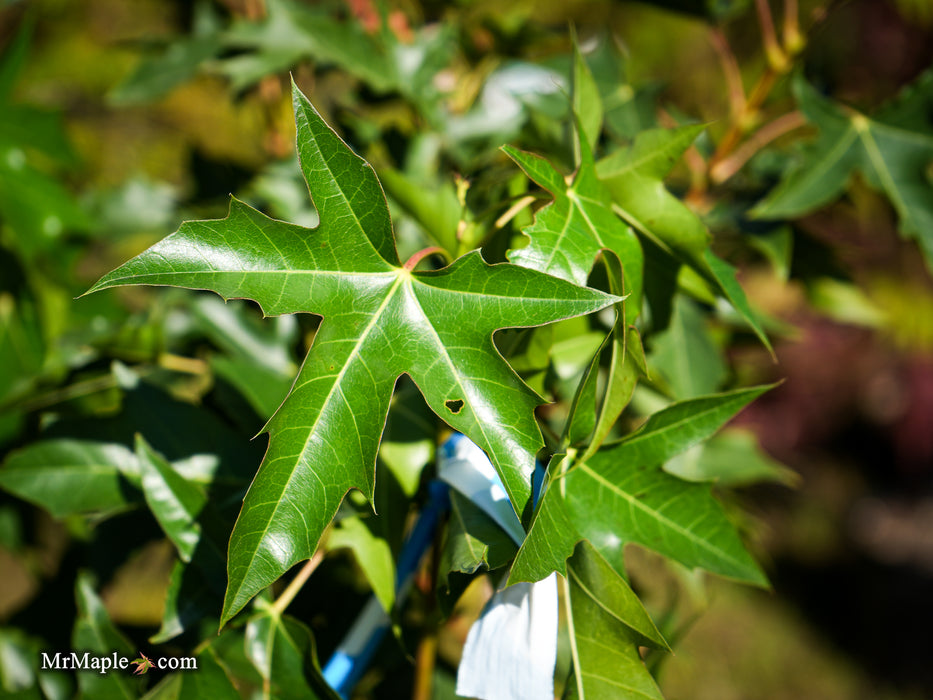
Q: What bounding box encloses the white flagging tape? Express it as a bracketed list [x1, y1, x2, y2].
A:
[439, 435, 558, 700]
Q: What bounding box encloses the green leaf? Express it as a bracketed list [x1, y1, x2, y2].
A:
[597, 125, 709, 258]
[563, 542, 666, 700]
[150, 560, 219, 644]
[511, 386, 773, 586]
[597, 127, 772, 351]
[572, 33, 603, 160]
[137, 435, 208, 562]
[440, 490, 518, 586]
[0, 440, 140, 518]
[649, 296, 726, 399]
[378, 168, 461, 255]
[72, 573, 138, 700]
[244, 607, 339, 700]
[142, 643, 241, 700]
[108, 2, 223, 106]
[0, 627, 73, 699]
[753, 73, 933, 270]
[664, 427, 798, 486]
[504, 138, 642, 309]
[327, 516, 395, 612]
[220, 0, 393, 93]
[86, 82, 619, 625]
[0, 294, 45, 407]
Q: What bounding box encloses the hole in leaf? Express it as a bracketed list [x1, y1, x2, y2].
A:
[445, 399, 464, 414]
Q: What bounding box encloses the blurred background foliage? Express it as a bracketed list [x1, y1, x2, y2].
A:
[0, 0, 932, 698]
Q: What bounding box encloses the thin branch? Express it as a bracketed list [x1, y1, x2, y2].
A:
[270, 549, 325, 616]
[495, 195, 536, 229]
[755, 0, 788, 71]
[783, 0, 805, 55]
[710, 110, 806, 184]
[709, 28, 746, 121]
[710, 67, 778, 166]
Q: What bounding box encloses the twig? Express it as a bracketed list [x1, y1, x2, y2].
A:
[710, 67, 779, 166]
[708, 28, 746, 121]
[783, 0, 805, 55]
[270, 549, 325, 616]
[754, 0, 788, 71]
[710, 110, 806, 184]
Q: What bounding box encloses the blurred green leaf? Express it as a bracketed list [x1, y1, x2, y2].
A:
[650, 296, 726, 399]
[72, 573, 139, 700]
[108, 2, 223, 105]
[753, 73, 933, 271]
[219, 0, 391, 93]
[664, 427, 798, 486]
[572, 35, 603, 159]
[327, 516, 396, 612]
[0, 440, 140, 518]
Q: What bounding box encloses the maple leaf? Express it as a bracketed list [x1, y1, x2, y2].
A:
[504, 136, 642, 306]
[509, 387, 772, 587]
[131, 652, 153, 675]
[753, 72, 933, 270]
[85, 82, 619, 625]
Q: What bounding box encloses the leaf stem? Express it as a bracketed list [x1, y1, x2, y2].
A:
[710, 110, 807, 184]
[710, 67, 779, 168]
[708, 28, 746, 121]
[411, 630, 438, 700]
[754, 0, 788, 72]
[495, 195, 536, 229]
[403, 246, 451, 271]
[783, 0, 805, 55]
[270, 549, 325, 616]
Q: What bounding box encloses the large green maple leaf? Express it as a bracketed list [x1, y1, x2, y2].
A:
[753, 72, 933, 269]
[86, 83, 618, 625]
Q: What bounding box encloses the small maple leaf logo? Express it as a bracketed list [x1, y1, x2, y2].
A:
[131, 652, 153, 675]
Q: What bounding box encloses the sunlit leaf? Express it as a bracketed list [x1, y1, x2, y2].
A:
[86, 82, 618, 625]
[511, 386, 773, 586]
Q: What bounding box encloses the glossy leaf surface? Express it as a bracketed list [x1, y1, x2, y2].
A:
[511, 386, 772, 585]
[86, 83, 618, 625]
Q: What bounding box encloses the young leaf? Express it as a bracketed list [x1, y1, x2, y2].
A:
[504, 137, 642, 308]
[752, 73, 933, 270]
[510, 386, 773, 586]
[85, 82, 619, 625]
